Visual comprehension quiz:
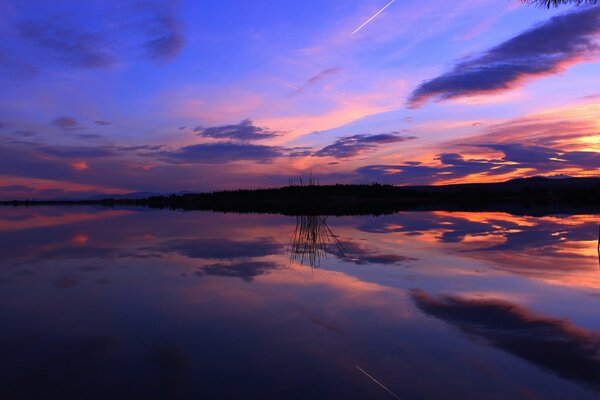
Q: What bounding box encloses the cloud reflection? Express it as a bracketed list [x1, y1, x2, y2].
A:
[412, 290, 600, 390]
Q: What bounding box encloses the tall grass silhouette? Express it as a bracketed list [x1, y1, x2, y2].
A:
[289, 215, 344, 268]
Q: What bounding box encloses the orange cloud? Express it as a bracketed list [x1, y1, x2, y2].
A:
[71, 161, 89, 171]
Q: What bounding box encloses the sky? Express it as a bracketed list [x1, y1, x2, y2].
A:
[0, 0, 599, 199]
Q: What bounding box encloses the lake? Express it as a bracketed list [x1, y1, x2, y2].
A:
[1, 206, 599, 399]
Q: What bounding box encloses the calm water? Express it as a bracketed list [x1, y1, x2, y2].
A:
[1, 207, 599, 399]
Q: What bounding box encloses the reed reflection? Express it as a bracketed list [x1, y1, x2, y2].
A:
[289, 215, 344, 268]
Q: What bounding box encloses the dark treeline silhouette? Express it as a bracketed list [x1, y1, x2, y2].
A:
[2, 177, 600, 217]
[523, 0, 599, 7]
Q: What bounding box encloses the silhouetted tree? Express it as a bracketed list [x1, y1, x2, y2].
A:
[522, 0, 598, 7]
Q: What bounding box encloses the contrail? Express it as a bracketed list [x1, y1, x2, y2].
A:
[351, 0, 397, 36]
[356, 365, 402, 399]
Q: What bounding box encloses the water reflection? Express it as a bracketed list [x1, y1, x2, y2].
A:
[289, 215, 344, 268]
[1, 207, 600, 399]
[412, 290, 600, 391]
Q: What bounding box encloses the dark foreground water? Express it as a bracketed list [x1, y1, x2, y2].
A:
[1, 206, 599, 399]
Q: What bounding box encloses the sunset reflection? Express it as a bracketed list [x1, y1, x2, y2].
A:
[1, 206, 599, 399]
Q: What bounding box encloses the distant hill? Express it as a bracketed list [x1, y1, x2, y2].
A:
[2, 177, 600, 216]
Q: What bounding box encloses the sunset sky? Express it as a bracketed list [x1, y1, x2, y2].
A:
[1, 0, 599, 199]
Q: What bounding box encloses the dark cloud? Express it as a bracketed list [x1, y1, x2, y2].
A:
[94, 120, 111, 126]
[355, 210, 598, 263]
[328, 241, 417, 265]
[527, 0, 600, 7]
[39, 145, 114, 158]
[288, 67, 342, 97]
[157, 238, 283, 259]
[481, 143, 600, 170]
[52, 116, 81, 130]
[41, 246, 116, 259]
[18, 20, 116, 69]
[6, 2, 185, 74]
[315, 133, 417, 158]
[0, 143, 76, 184]
[142, 12, 184, 61]
[13, 130, 36, 137]
[356, 142, 600, 185]
[356, 157, 513, 185]
[412, 290, 600, 390]
[408, 6, 600, 107]
[196, 261, 281, 282]
[482, 143, 559, 163]
[287, 147, 314, 157]
[116, 144, 165, 152]
[0, 185, 34, 192]
[195, 119, 281, 142]
[159, 142, 285, 164]
[54, 276, 79, 288]
[76, 134, 103, 140]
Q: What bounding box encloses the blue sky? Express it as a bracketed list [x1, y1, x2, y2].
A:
[0, 0, 599, 198]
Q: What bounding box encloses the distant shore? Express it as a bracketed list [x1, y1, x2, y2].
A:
[2, 177, 600, 216]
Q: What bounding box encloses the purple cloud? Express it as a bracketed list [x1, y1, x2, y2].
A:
[356, 142, 600, 185]
[52, 116, 81, 130]
[7, 2, 185, 74]
[412, 290, 600, 390]
[18, 20, 116, 69]
[195, 119, 281, 142]
[0, 185, 34, 192]
[408, 6, 600, 107]
[315, 133, 417, 158]
[14, 130, 36, 137]
[143, 13, 184, 61]
[288, 67, 342, 97]
[39, 145, 114, 158]
[159, 142, 285, 164]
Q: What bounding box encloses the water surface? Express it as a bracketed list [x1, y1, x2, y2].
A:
[1, 207, 599, 399]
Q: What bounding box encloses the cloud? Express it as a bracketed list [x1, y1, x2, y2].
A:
[76, 133, 103, 140]
[142, 12, 184, 61]
[195, 119, 281, 142]
[6, 2, 185, 74]
[356, 141, 600, 185]
[18, 20, 116, 69]
[527, 0, 600, 7]
[13, 130, 35, 137]
[39, 145, 113, 158]
[196, 261, 282, 282]
[327, 241, 417, 265]
[354, 210, 598, 262]
[94, 120, 111, 126]
[0, 184, 34, 192]
[481, 143, 600, 170]
[40, 245, 116, 259]
[288, 67, 342, 97]
[356, 151, 516, 185]
[158, 142, 286, 164]
[52, 116, 81, 130]
[408, 6, 600, 107]
[412, 290, 600, 390]
[315, 133, 417, 158]
[71, 161, 89, 171]
[156, 238, 282, 259]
